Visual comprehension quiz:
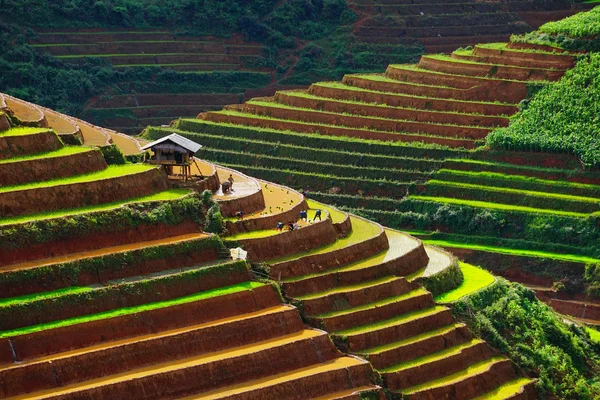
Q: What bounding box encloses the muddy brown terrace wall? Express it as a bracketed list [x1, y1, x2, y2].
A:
[0, 220, 202, 267]
[0, 285, 280, 365]
[0, 167, 169, 217]
[0, 131, 62, 160]
[237, 218, 339, 262]
[0, 148, 107, 186]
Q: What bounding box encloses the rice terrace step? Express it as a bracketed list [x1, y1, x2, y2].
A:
[1, 3, 598, 399]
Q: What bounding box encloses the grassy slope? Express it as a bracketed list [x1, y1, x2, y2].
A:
[435, 263, 496, 303]
[0, 282, 263, 338]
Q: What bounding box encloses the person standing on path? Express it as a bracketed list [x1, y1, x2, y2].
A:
[228, 174, 234, 190]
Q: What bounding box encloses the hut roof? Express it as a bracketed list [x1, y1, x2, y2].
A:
[141, 133, 202, 153]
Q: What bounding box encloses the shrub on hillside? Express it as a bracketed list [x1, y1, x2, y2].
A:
[454, 279, 600, 399]
[488, 54, 600, 168]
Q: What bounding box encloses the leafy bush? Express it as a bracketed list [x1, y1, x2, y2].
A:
[540, 6, 600, 38]
[454, 279, 600, 399]
[99, 144, 126, 165]
[205, 203, 224, 234]
[488, 54, 600, 167]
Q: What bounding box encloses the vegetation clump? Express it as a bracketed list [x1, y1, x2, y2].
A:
[488, 53, 600, 167]
[454, 279, 600, 399]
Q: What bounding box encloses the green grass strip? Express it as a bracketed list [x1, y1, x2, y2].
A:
[0, 164, 153, 194]
[297, 276, 398, 302]
[381, 339, 483, 373]
[477, 42, 570, 55]
[335, 306, 447, 336]
[587, 327, 600, 343]
[435, 263, 496, 303]
[359, 324, 462, 355]
[0, 188, 193, 226]
[400, 357, 506, 394]
[411, 195, 588, 218]
[422, 239, 600, 264]
[316, 288, 428, 319]
[315, 81, 514, 106]
[0, 286, 93, 307]
[426, 53, 560, 71]
[437, 169, 600, 192]
[0, 282, 264, 338]
[307, 199, 346, 224]
[428, 179, 600, 204]
[388, 64, 532, 84]
[472, 378, 534, 399]
[0, 146, 92, 164]
[0, 127, 52, 137]
[269, 216, 381, 264]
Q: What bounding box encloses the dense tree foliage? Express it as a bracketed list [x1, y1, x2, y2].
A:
[488, 53, 600, 167]
[455, 280, 600, 399]
[540, 5, 600, 38]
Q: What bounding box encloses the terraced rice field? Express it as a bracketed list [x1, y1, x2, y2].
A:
[29, 30, 272, 134]
[435, 263, 496, 303]
[141, 39, 599, 301]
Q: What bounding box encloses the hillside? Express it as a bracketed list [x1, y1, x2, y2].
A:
[141, 7, 600, 346]
[0, 0, 593, 133]
[0, 94, 551, 398]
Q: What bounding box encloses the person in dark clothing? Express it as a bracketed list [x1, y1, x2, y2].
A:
[300, 210, 307, 221]
[314, 209, 322, 221]
[288, 221, 295, 231]
[236, 210, 243, 220]
[276, 222, 284, 231]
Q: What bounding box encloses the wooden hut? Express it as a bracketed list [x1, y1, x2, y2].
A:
[141, 133, 203, 181]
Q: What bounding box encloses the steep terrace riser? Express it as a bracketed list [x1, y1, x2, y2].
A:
[35, 32, 176, 44]
[0, 239, 220, 299]
[538, 297, 600, 321]
[0, 131, 63, 159]
[341, 75, 508, 105]
[507, 42, 565, 53]
[0, 285, 280, 365]
[404, 360, 516, 400]
[227, 201, 308, 235]
[453, 53, 572, 70]
[365, 325, 472, 369]
[275, 92, 509, 128]
[301, 278, 416, 316]
[89, 106, 209, 119]
[0, 168, 169, 217]
[352, 2, 537, 14]
[237, 103, 491, 139]
[95, 54, 252, 65]
[283, 243, 429, 297]
[218, 187, 265, 218]
[356, 24, 528, 38]
[41, 42, 263, 56]
[94, 94, 243, 108]
[34, 355, 373, 400]
[385, 68, 528, 103]
[1, 307, 305, 398]
[0, 263, 250, 330]
[0, 114, 11, 131]
[4, 329, 338, 399]
[308, 85, 517, 116]
[384, 342, 493, 390]
[0, 149, 107, 186]
[473, 47, 576, 69]
[418, 57, 565, 82]
[0, 221, 203, 266]
[443, 160, 600, 184]
[316, 292, 434, 333]
[341, 310, 455, 352]
[216, 362, 375, 400]
[237, 218, 339, 262]
[269, 226, 391, 280]
[202, 113, 478, 149]
[361, 13, 520, 28]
